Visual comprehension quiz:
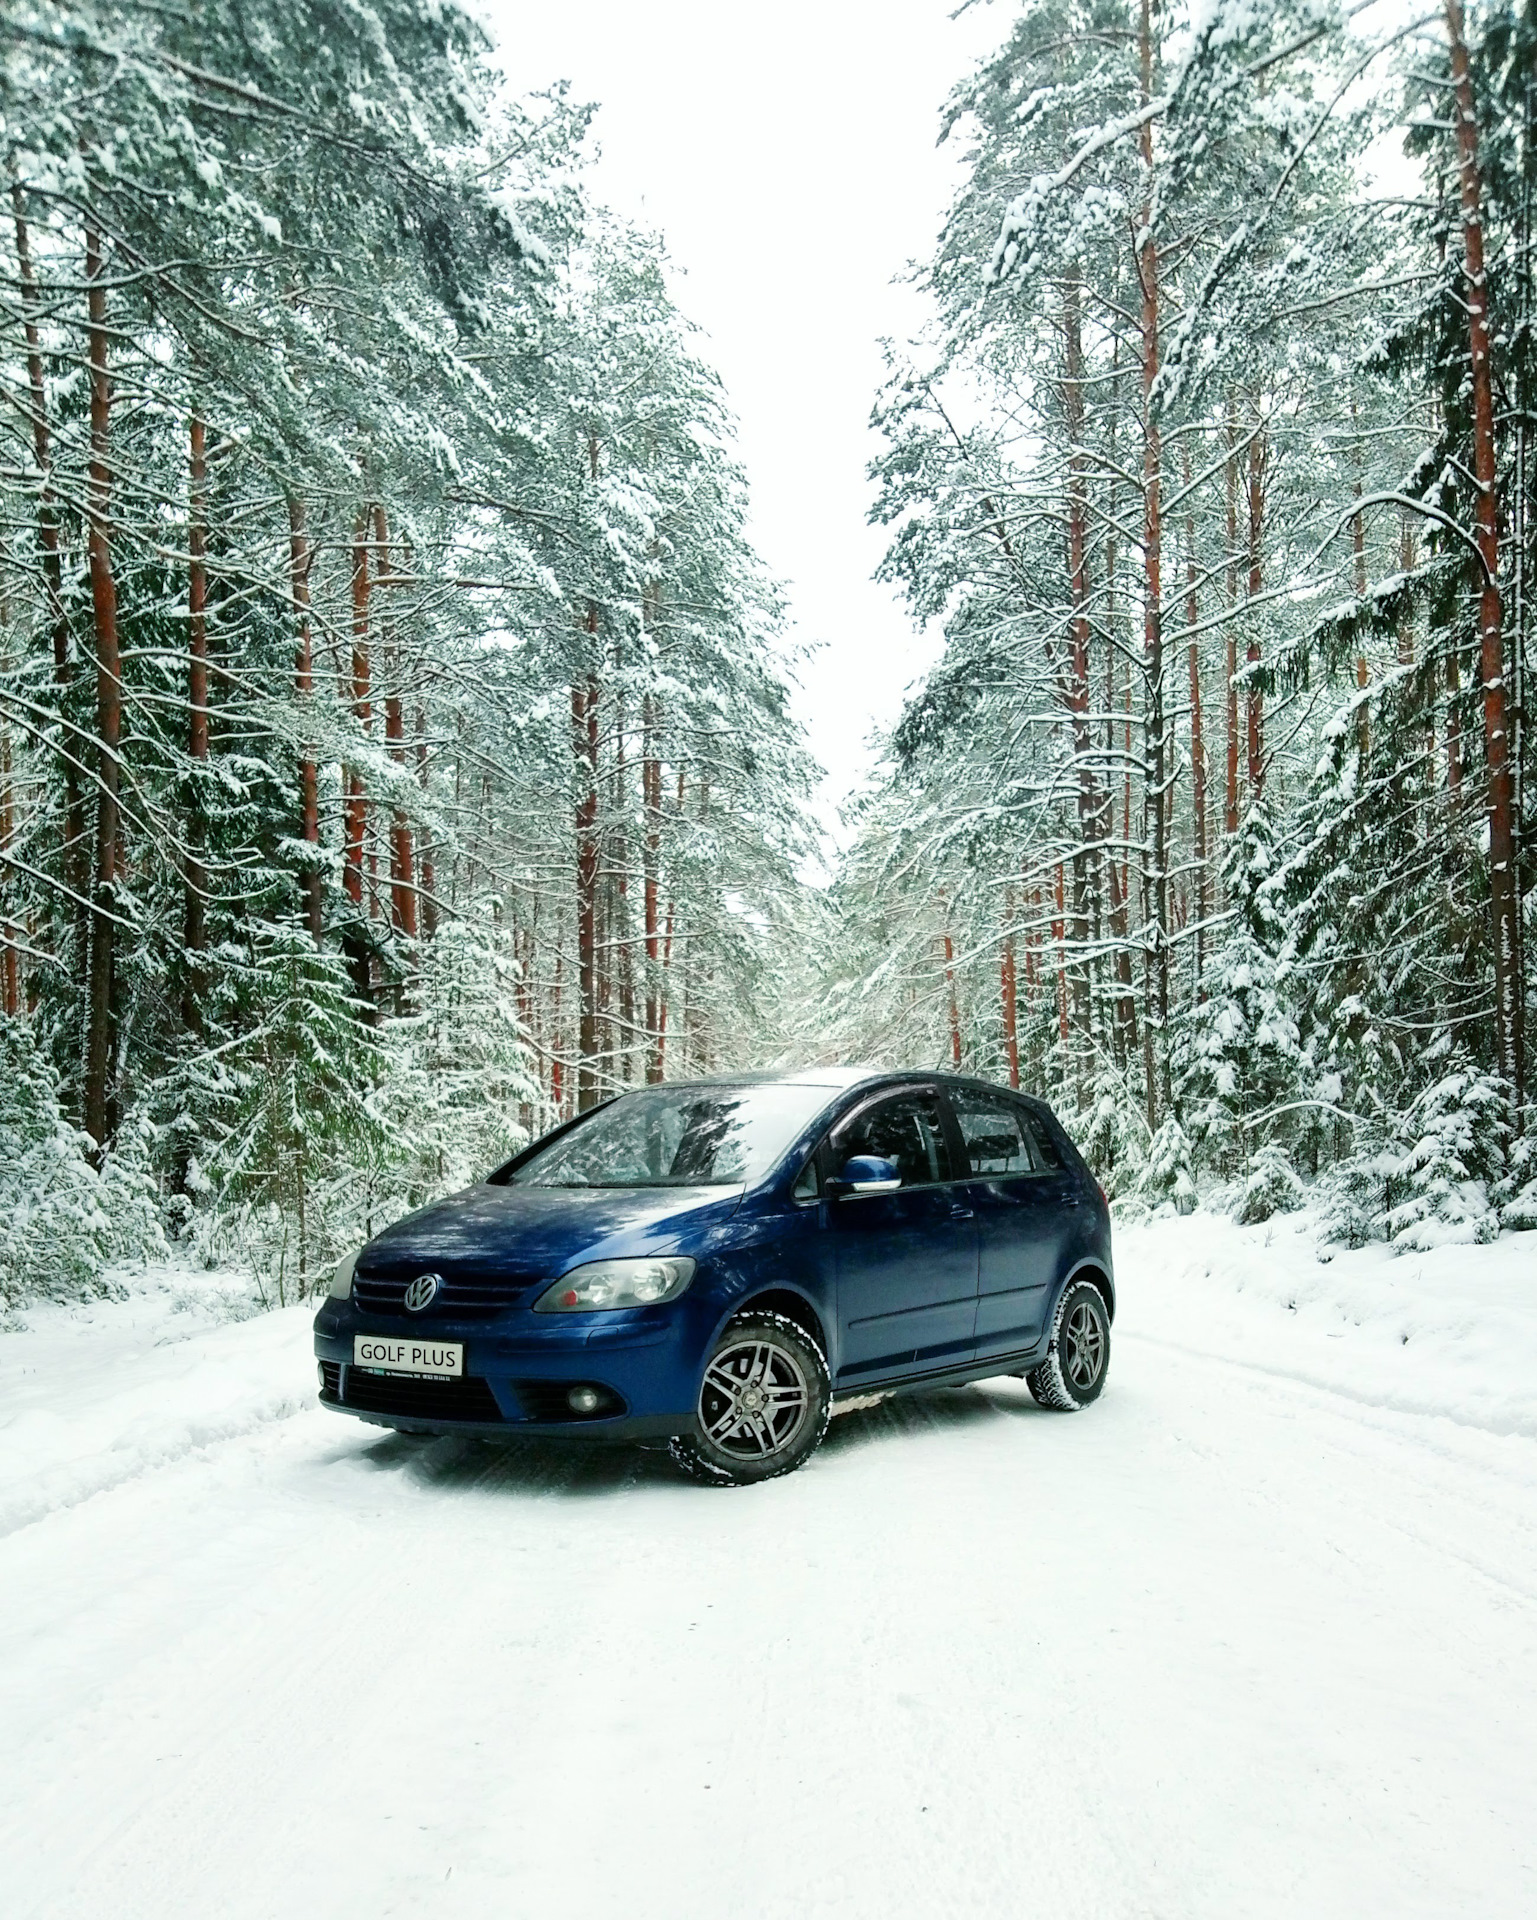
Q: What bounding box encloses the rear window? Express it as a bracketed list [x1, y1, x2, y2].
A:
[950, 1089, 1034, 1176]
[1022, 1108, 1064, 1170]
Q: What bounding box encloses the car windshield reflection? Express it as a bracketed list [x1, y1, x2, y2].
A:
[508, 1083, 835, 1189]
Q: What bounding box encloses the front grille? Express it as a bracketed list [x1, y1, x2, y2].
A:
[511, 1379, 627, 1423]
[341, 1368, 504, 1423]
[319, 1361, 341, 1401]
[352, 1271, 542, 1318]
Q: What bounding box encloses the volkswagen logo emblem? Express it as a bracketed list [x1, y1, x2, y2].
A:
[403, 1272, 442, 1313]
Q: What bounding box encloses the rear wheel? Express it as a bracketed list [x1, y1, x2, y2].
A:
[1026, 1279, 1110, 1411]
[669, 1309, 831, 1486]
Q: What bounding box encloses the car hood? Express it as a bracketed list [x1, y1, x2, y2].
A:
[355, 1180, 745, 1281]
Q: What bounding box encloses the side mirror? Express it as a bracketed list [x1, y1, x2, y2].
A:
[828, 1154, 902, 1199]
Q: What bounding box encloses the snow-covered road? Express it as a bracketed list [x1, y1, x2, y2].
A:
[3, 1215, 1535, 1919]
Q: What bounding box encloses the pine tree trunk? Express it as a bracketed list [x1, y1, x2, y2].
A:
[654, 766, 684, 1083]
[1446, 0, 1525, 1107]
[343, 513, 372, 1007]
[1103, 540, 1138, 1063]
[612, 703, 635, 1084]
[415, 699, 437, 937]
[1246, 416, 1266, 798]
[642, 693, 663, 1082]
[374, 507, 417, 942]
[1062, 271, 1104, 1082]
[1052, 863, 1070, 1048]
[12, 184, 87, 936]
[82, 222, 120, 1152]
[550, 951, 564, 1115]
[1399, 509, 1417, 667]
[1225, 394, 1241, 837]
[182, 415, 208, 1033]
[288, 498, 324, 945]
[1, 621, 16, 1014]
[1001, 889, 1020, 1090]
[943, 924, 963, 1068]
[1138, 0, 1170, 1121]
[574, 634, 600, 1109]
[1183, 449, 1208, 987]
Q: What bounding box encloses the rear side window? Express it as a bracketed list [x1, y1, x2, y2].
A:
[1021, 1108, 1064, 1171]
[836, 1091, 952, 1187]
[950, 1090, 1034, 1177]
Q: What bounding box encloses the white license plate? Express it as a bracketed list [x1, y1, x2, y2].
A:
[353, 1336, 463, 1378]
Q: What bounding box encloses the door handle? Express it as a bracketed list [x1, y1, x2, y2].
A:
[947, 1204, 975, 1221]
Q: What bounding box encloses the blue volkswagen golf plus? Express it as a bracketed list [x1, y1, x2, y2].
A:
[313, 1068, 1114, 1485]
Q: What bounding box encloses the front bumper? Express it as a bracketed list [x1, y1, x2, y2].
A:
[317, 1397, 691, 1444]
[313, 1293, 704, 1442]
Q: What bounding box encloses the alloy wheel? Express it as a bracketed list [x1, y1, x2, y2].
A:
[1063, 1299, 1105, 1391]
[698, 1336, 811, 1459]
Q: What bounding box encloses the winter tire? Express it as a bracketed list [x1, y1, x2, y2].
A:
[669, 1309, 831, 1487]
[1026, 1279, 1110, 1412]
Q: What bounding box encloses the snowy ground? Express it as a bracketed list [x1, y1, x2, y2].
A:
[2, 1212, 1535, 1919]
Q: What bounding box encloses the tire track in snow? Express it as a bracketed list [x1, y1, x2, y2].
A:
[0, 1387, 310, 1541]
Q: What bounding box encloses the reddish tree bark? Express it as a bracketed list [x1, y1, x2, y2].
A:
[1446, 0, 1525, 1105]
[82, 223, 121, 1151]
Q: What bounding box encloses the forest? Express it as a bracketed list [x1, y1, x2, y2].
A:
[1, 0, 1534, 1304]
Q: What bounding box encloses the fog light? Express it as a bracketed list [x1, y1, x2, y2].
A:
[317, 1362, 327, 1389]
[568, 1386, 602, 1415]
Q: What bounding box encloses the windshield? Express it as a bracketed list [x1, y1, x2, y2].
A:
[508, 1083, 837, 1189]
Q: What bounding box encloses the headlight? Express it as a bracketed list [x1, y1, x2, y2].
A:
[328, 1249, 359, 1301]
[533, 1256, 695, 1313]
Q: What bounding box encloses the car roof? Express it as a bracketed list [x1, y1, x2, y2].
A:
[646, 1067, 1048, 1103]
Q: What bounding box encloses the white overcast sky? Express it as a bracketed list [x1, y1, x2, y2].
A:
[478, 0, 1007, 854]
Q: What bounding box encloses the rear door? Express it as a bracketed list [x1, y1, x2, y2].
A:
[945, 1087, 1081, 1363]
[829, 1087, 979, 1384]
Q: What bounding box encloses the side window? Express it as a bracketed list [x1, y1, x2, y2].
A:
[791, 1156, 820, 1202]
[1021, 1108, 1064, 1171]
[836, 1091, 952, 1188]
[950, 1091, 1034, 1177]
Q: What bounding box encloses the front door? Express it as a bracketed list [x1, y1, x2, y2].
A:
[829, 1088, 979, 1382]
[947, 1087, 1080, 1362]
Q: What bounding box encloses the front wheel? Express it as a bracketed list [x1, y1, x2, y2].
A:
[669, 1309, 831, 1486]
[1026, 1279, 1110, 1411]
